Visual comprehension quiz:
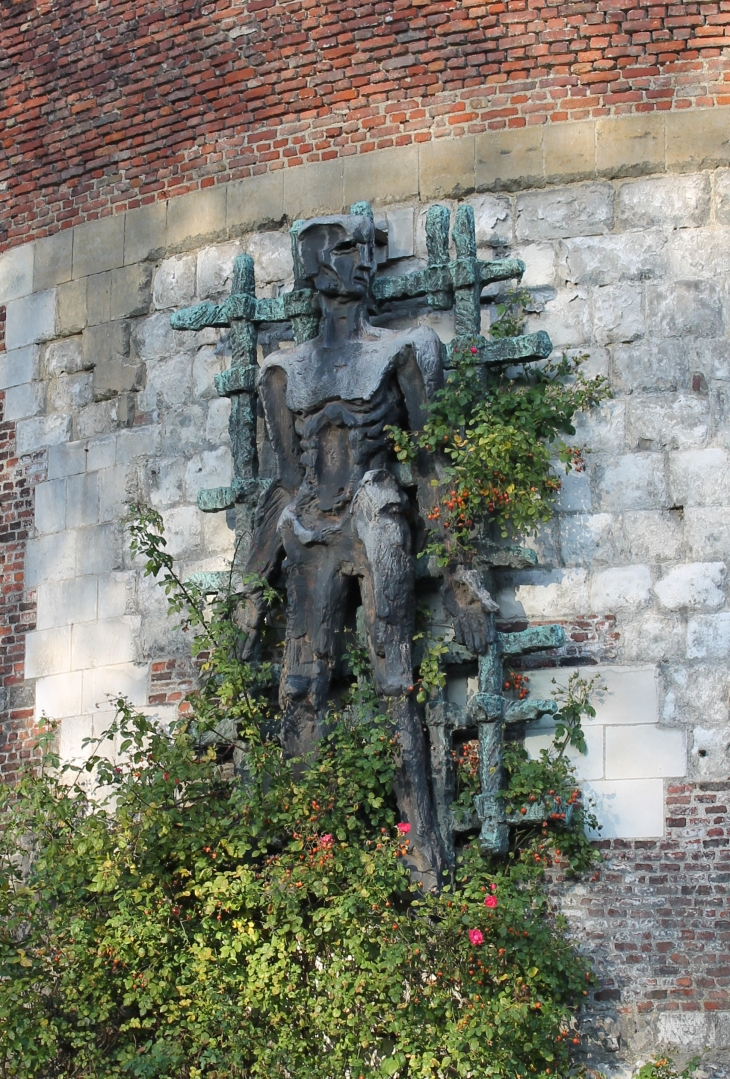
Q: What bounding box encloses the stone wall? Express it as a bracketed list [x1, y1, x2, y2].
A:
[0, 134, 729, 1068]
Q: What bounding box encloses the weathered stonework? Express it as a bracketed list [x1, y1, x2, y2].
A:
[1, 142, 729, 1068]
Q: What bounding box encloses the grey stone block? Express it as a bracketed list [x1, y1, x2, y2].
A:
[611, 338, 689, 393]
[282, 158, 344, 219]
[86, 434, 116, 471]
[196, 243, 243, 300]
[419, 138, 474, 201]
[16, 413, 72, 456]
[595, 452, 670, 511]
[646, 280, 724, 339]
[93, 360, 144, 402]
[76, 400, 118, 439]
[592, 282, 645, 346]
[667, 227, 730, 281]
[98, 464, 132, 522]
[476, 127, 542, 192]
[595, 113, 664, 178]
[82, 318, 130, 366]
[344, 145, 419, 206]
[66, 471, 99, 529]
[5, 381, 45, 421]
[86, 271, 112, 326]
[620, 510, 684, 564]
[48, 372, 94, 414]
[116, 424, 161, 464]
[56, 279, 87, 336]
[34, 231, 73, 291]
[715, 169, 730, 226]
[152, 255, 196, 310]
[226, 171, 285, 233]
[35, 479, 67, 535]
[669, 447, 730, 507]
[0, 344, 40, 389]
[559, 229, 667, 287]
[124, 202, 167, 265]
[543, 120, 596, 183]
[626, 394, 710, 452]
[166, 187, 227, 250]
[5, 290, 57, 349]
[0, 243, 34, 304]
[48, 440, 87, 480]
[468, 194, 512, 249]
[44, 337, 87, 378]
[617, 174, 711, 231]
[72, 216, 125, 279]
[515, 184, 614, 241]
[385, 207, 414, 260]
[111, 264, 153, 319]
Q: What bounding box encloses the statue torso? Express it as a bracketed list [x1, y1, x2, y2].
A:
[260, 324, 443, 516]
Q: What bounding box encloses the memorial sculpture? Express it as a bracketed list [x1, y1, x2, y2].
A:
[171, 201, 568, 889]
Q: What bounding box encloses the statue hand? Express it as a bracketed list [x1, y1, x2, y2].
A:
[234, 591, 266, 661]
[442, 567, 499, 656]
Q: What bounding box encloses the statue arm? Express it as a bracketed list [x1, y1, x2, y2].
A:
[237, 364, 303, 657]
[396, 333, 497, 655]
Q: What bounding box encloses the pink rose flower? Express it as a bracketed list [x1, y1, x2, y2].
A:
[320, 834, 333, 847]
[397, 822, 411, 834]
[468, 928, 484, 946]
[484, 896, 498, 908]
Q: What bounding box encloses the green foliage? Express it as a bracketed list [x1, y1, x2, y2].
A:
[502, 674, 604, 877]
[387, 349, 610, 561]
[634, 1058, 700, 1079]
[0, 511, 601, 1078]
[489, 290, 531, 341]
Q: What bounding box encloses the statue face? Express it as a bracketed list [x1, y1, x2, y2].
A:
[298, 218, 376, 298]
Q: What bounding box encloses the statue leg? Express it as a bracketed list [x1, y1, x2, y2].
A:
[351, 471, 447, 890]
[279, 527, 349, 761]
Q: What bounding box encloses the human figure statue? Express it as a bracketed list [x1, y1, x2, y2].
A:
[238, 212, 497, 888]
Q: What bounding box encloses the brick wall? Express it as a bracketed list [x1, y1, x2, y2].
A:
[556, 781, 730, 1060]
[0, 393, 39, 783]
[2, 0, 730, 252]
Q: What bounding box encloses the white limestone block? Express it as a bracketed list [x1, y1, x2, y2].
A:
[116, 425, 161, 465]
[75, 524, 120, 576]
[526, 287, 590, 348]
[153, 255, 196, 310]
[161, 504, 202, 558]
[590, 564, 652, 611]
[385, 206, 415, 260]
[0, 344, 40, 390]
[468, 194, 512, 249]
[98, 572, 134, 619]
[0, 243, 34, 303]
[86, 434, 116, 472]
[524, 723, 605, 780]
[528, 665, 659, 727]
[5, 290, 56, 350]
[25, 531, 77, 587]
[183, 446, 233, 499]
[626, 394, 710, 451]
[48, 439, 87, 480]
[142, 354, 193, 410]
[246, 231, 293, 293]
[35, 671, 83, 719]
[192, 344, 226, 399]
[605, 724, 686, 779]
[25, 626, 72, 678]
[205, 397, 231, 445]
[559, 229, 667, 287]
[684, 507, 730, 561]
[71, 616, 138, 670]
[584, 778, 664, 838]
[662, 663, 729, 729]
[669, 447, 730, 507]
[196, 242, 243, 300]
[35, 479, 67, 535]
[657, 1012, 714, 1048]
[58, 714, 94, 764]
[5, 382, 45, 421]
[690, 726, 730, 779]
[16, 412, 72, 456]
[98, 465, 132, 523]
[202, 510, 235, 556]
[620, 612, 686, 664]
[512, 243, 556, 287]
[654, 561, 726, 611]
[554, 469, 591, 513]
[686, 612, 730, 660]
[66, 471, 99, 529]
[496, 567, 590, 620]
[36, 576, 97, 631]
[146, 457, 185, 508]
[45, 337, 86, 377]
[82, 662, 149, 713]
[620, 510, 684, 563]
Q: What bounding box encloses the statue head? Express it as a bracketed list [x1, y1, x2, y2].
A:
[296, 215, 376, 299]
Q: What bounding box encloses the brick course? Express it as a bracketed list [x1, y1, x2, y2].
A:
[2, 0, 730, 252]
[0, 392, 40, 782]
